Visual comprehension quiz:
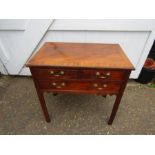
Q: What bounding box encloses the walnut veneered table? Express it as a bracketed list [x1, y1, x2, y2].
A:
[26, 42, 134, 125]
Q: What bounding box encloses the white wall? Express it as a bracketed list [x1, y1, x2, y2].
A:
[0, 19, 155, 78]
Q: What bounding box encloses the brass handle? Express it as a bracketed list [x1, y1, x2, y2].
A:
[60, 71, 64, 75]
[51, 82, 66, 88]
[98, 76, 107, 79]
[61, 82, 66, 86]
[93, 83, 108, 90]
[52, 82, 57, 86]
[50, 70, 64, 76]
[93, 83, 98, 87]
[56, 86, 62, 89]
[96, 72, 111, 79]
[50, 71, 54, 74]
[103, 84, 107, 88]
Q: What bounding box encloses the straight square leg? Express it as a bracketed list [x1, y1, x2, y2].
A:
[36, 90, 51, 122]
[108, 70, 131, 125]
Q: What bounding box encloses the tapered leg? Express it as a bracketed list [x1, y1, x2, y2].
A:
[36, 90, 51, 122]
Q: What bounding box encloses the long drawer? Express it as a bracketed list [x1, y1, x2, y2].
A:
[37, 80, 121, 94]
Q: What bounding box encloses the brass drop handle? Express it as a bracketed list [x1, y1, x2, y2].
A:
[93, 83, 98, 87]
[56, 86, 62, 89]
[52, 82, 57, 86]
[61, 82, 66, 86]
[51, 82, 66, 88]
[93, 83, 108, 90]
[103, 84, 107, 88]
[96, 72, 111, 79]
[93, 83, 103, 90]
[50, 70, 64, 76]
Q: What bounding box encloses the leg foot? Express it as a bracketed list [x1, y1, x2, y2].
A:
[46, 117, 51, 123]
[102, 95, 107, 98]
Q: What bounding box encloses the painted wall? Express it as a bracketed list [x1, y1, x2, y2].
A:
[0, 19, 155, 78]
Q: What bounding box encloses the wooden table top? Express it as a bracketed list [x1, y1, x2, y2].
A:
[26, 42, 134, 69]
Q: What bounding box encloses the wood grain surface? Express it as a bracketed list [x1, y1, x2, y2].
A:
[26, 42, 134, 69]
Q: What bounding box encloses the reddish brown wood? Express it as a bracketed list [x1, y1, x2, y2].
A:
[27, 42, 134, 125]
[26, 42, 134, 70]
[108, 70, 131, 125]
[37, 79, 121, 94]
[30, 68, 51, 122]
[30, 67, 125, 81]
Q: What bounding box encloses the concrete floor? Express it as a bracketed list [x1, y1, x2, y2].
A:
[0, 75, 155, 135]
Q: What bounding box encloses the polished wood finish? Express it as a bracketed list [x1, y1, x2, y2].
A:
[37, 79, 121, 94]
[27, 42, 134, 125]
[27, 42, 134, 69]
[31, 67, 125, 81]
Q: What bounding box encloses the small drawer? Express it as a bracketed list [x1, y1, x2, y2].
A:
[31, 68, 78, 80]
[37, 80, 121, 94]
[81, 69, 124, 81]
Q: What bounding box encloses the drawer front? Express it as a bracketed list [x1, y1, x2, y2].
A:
[81, 70, 124, 81]
[31, 68, 124, 81]
[37, 80, 121, 94]
[31, 68, 78, 79]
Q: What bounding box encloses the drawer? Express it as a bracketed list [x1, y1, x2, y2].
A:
[31, 67, 124, 81]
[31, 68, 78, 79]
[37, 80, 121, 94]
[81, 70, 124, 81]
